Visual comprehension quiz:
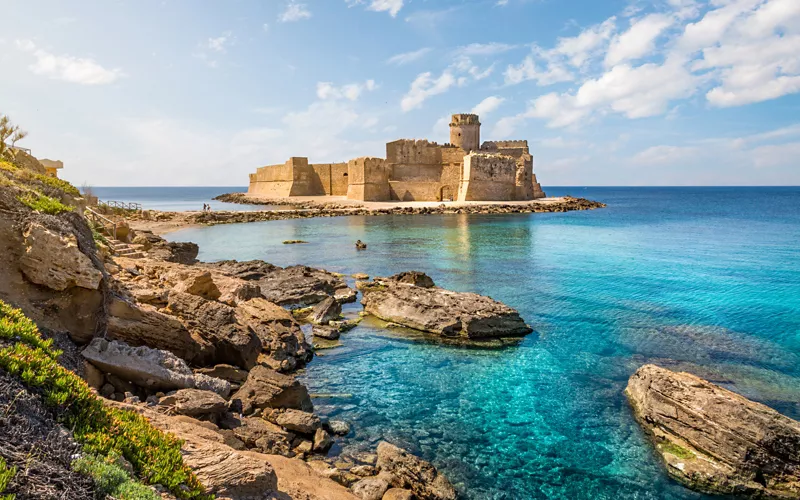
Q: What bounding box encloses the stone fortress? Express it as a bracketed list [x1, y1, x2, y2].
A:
[247, 113, 546, 202]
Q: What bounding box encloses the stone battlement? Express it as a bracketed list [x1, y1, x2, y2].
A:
[246, 113, 545, 202]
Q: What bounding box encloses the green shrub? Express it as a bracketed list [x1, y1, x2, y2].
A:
[73, 454, 159, 500]
[33, 173, 80, 197]
[0, 301, 210, 499]
[17, 191, 72, 215]
[0, 457, 16, 500]
[658, 441, 695, 460]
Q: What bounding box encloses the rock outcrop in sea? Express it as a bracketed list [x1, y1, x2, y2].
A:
[626, 364, 800, 499]
[359, 272, 533, 339]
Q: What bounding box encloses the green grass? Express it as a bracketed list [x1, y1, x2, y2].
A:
[659, 441, 696, 460]
[33, 173, 80, 197]
[0, 301, 211, 499]
[0, 457, 16, 500]
[73, 454, 159, 500]
[17, 192, 73, 215]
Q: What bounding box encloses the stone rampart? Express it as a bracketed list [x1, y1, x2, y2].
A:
[346, 157, 390, 201]
[457, 153, 517, 202]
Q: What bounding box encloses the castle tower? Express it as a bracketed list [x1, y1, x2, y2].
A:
[450, 114, 481, 152]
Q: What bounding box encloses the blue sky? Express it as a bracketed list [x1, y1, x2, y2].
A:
[2, 0, 799, 186]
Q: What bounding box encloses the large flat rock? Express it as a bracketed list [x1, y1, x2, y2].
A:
[626, 364, 800, 498]
[360, 272, 532, 339]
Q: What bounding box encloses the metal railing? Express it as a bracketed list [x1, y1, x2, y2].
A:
[98, 200, 142, 211]
[85, 207, 118, 240]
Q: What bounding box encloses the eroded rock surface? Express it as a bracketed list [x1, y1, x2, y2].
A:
[231, 366, 313, 415]
[626, 364, 800, 498]
[376, 442, 457, 500]
[19, 221, 103, 291]
[203, 260, 356, 307]
[82, 338, 229, 396]
[361, 273, 531, 339]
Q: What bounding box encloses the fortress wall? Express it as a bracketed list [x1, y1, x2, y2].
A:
[457, 154, 517, 202]
[388, 181, 442, 202]
[532, 173, 546, 199]
[346, 157, 390, 201]
[311, 163, 349, 196]
[248, 160, 297, 197]
[386, 140, 442, 168]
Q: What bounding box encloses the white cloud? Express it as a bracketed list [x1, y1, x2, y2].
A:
[205, 31, 233, 53]
[496, 0, 509, 5]
[505, 54, 573, 86]
[751, 141, 800, 168]
[631, 144, 699, 165]
[553, 17, 617, 68]
[471, 96, 505, 116]
[15, 39, 123, 85]
[386, 48, 431, 65]
[401, 71, 457, 111]
[279, 1, 312, 22]
[317, 80, 378, 101]
[455, 42, 519, 56]
[348, 0, 405, 17]
[605, 14, 674, 67]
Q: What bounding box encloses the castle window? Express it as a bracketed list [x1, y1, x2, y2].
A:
[343, 172, 348, 176]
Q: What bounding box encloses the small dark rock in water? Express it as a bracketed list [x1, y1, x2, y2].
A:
[355, 240, 367, 250]
[283, 240, 308, 244]
[389, 271, 435, 288]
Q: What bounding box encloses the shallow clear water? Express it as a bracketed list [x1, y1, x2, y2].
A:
[167, 187, 800, 500]
[90, 186, 260, 212]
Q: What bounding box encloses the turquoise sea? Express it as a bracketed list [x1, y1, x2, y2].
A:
[163, 187, 800, 500]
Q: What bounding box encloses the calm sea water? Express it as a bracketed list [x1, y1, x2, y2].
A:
[162, 187, 800, 500]
[90, 186, 261, 211]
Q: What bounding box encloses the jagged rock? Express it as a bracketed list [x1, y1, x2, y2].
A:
[352, 477, 391, 500]
[106, 296, 202, 362]
[626, 364, 800, 498]
[376, 441, 457, 500]
[235, 298, 312, 372]
[19, 222, 103, 291]
[390, 271, 435, 288]
[149, 241, 199, 265]
[361, 275, 532, 339]
[108, 401, 278, 499]
[129, 287, 168, 306]
[194, 373, 232, 398]
[271, 409, 321, 435]
[194, 364, 249, 384]
[295, 440, 313, 455]
[166, 291, 261, 370]
[350, 465, 377, 477]
[352, 273, 369, 280]
[215, 276, 263, 306]
[82, 338, 229, 396]
[383, 489, 414, 500]
[174, 271, 221, 300]
[313, 325, 341, 340]
[204, 260, 356, 307]
[163, 389, 227, 417]
[327, 420, 351, 436]
[229, 417, 295, 456]
[310, 297, 342, 325]
[231, 365, 313, 415]
[313, 428, 334, 452]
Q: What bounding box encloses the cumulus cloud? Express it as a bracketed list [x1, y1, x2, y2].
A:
[386, 48, 431, 65]
[605, 14, 674, 67]
[279, 1, 311, 22]
[401, 71, 457, 111]
[15, 39, 123, 85]
[471, 96, 505, 116]
[500, 0, 800, 129]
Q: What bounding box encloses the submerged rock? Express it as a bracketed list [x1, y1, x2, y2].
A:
[626, 364, 800, 498]
[361, 272, 532, 339]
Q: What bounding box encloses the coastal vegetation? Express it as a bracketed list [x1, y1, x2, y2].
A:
[0, 300, 209, 499]
[0, 457, 15, 500]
